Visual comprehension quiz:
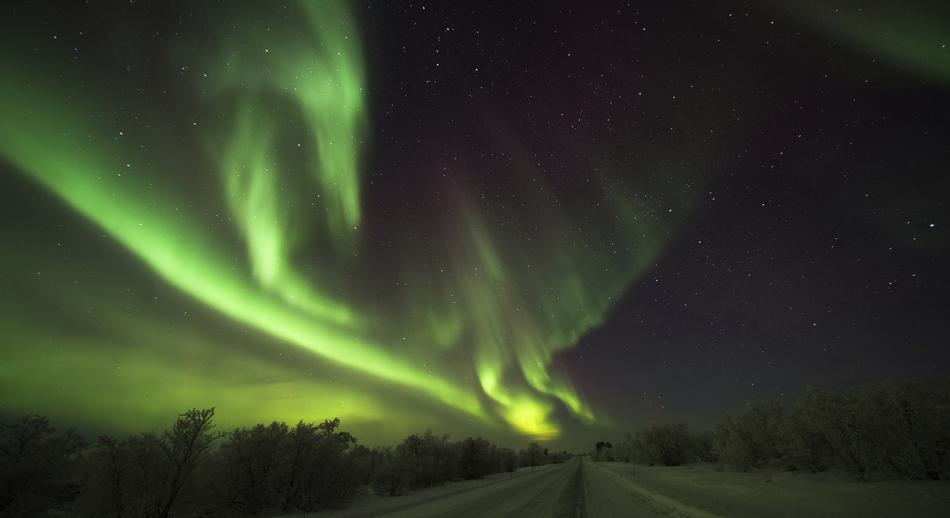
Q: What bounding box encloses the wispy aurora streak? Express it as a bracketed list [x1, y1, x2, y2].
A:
[776, 1, 950, 84]
[0, 1, 687, 438]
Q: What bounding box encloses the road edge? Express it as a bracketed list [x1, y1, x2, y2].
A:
[585, 459, 723, 518]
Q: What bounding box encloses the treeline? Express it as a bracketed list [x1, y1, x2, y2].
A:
[600, 425, 716, 466]
[0, 409, 568, 517]
[367, 432, 567, 497]
[603, 380, 950, 481]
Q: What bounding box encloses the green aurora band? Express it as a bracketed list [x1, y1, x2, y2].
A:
[775, 1, 950, 84]
[0, 1, 701, 439]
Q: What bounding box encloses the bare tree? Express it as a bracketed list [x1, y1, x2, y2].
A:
[77, 408, 220, 518]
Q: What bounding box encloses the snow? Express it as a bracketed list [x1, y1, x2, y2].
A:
[277, 458, 950, 517]
[279, 457, 661, 517]
[597, 462, 950, 518]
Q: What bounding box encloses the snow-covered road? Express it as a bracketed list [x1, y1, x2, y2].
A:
[311, 457, 670, 517]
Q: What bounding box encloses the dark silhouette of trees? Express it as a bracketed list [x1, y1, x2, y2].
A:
[716, 399, 785, 470]
[716, 381, 950, 479]
[592, 440, 614, 462]
[79, 408, 220, 518]
[607, 380, 950, 480]
[282, 419, 359, 510]
[549, 450, 573, 464]
[519, 441, 550, 467]
[213, 421, 288, 515]
[780, 388, 840, 473]
[501, 447, 519, 472]
[626, 424, 693, 466]
[371, 446, 410, 496]
[716, 382, 950, 480]
[0, 415, 85, 516]
[348, 443, 382, 486]
[1, 410, 549, 516]
[211, 418, 361, 514]
[366, 433, 523, 495]
[11, 378, 946, 516]
[397, 431, 459, 489]
[159, 408, 219, 517]
[489, 444, 520, 474]
[458, 437, 493, 479]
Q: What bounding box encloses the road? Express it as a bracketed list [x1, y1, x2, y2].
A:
[314, 457, 665, 518]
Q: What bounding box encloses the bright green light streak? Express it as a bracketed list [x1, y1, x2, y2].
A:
[207, 0, 367, 253]
[218, 99, 354, 322]
[0, 55, 484, 422]
[0, 0, 701, 438]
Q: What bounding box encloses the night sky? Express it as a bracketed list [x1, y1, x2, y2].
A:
[1, 1, 948, 450]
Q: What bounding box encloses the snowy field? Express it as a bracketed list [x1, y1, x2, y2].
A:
[597, 461, 950, 518]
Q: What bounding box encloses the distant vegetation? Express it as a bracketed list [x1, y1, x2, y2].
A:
[597, 424, 716, 466]
[597, 379, 950, 481]
[0, 410, 570, 517]
[6, 379, 947, 516]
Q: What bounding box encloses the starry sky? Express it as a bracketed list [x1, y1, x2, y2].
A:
[1, 1, 948, 449]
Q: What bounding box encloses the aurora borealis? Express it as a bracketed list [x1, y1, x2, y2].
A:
[2, 1, 949, 448]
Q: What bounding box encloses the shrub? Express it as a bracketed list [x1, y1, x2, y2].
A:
[715, 399, 786, 470]
[617, 424, 699, 466]
[212, 417, 360, 513]
[397, 431, 459, 489]
[714, 380, 950, 480]
[519, 441, 550, 467]
[371, 446, 410, 496]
